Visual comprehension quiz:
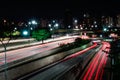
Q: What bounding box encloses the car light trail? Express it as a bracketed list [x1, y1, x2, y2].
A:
[0, 39, 74, 65]
[63, 43, 97, 61]
[82, 42, 110, 80]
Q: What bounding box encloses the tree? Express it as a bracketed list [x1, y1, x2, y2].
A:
[0, 23, 15, 80]
[32, 29, 50, 43]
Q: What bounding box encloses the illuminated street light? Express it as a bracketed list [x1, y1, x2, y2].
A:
[91, 25, 94, 28]
[48, 24, 51, 27]
[53, 20, 55, 23]
[50, 28, 53, 31]
[80, 25, 82, 27]
[23, 30, 28, 36]
[84, 14, 86, 17]
[80, 27, 83, 30]
[30, 27, 33, 30]
[100, 34, 103, 38]
[28, 22, 31, 25]
[115, 29, 117, 31]
[4, 20, 7, 23]
[95, 25, 97, 28]
[94, 21, 97, 24]
[32, 20, 37, 25]
[75, 26, 78, 29]
[85, 27, 87, 29]
[108, 25, 111, 28]
[74, 20, 78, 23]
[103, 28, 107, 32]
[55, 23, 59, 27]
[68, 25, 71, 28]
[14, 27, 17, 30]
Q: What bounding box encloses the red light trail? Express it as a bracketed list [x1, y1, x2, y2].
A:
[82, 42, 110, 80]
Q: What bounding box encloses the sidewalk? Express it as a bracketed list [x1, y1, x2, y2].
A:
[0, 36, 76, 52]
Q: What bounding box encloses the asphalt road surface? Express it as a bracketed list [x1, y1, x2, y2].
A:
[19, 43, 99, 80]
[81, 41, 110, 80]
[0, 38, 74, 66]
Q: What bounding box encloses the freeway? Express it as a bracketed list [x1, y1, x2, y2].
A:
[81, 41, 110, 80]
[0, 36, 76, 52]
[18, 43, 99, 80]
[0, 38, 75, 66]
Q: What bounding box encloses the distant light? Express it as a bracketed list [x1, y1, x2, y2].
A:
[94, 21, 97, 24]
[75, 26, 78, 29]
[111, 24, 113, 26]
[84, 14, 86, 17]
[74, 20, 78, 23]
[55, 23, 59, 27]
[95, 25, 97, 28]
[12, 22, 14, 24]
[14, 27, 17, 30]
[4, 20, 7, 23]
[80, 27, 83, 30]
[84, 33, 86, 36]
[30, 27, 33, 30]
[32, 20, 37, 25]
[48, 24, 51, 27]
[68, 25, 71, 28]
[23, 30, 28, 36]
[103, 28, 107, 31]
[53, 20, 55, 23]
[28, 22, 31, 25]
[50, 28, 53, 31]
[80, 25, 82, 27]
[108, 25, 111, 28]
[91, 25, 94, 28]
[115, 29, 117, 31]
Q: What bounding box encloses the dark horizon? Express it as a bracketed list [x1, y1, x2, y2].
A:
[0, 0, 120, 19]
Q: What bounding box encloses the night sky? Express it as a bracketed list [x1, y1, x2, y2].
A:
[0, 0, 120, 19]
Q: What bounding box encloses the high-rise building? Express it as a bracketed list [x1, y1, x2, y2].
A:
[40, 19, 48, 28]
[63, 9, 73, 29]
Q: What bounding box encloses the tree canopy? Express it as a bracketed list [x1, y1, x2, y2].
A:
[32, 29, 50, 42]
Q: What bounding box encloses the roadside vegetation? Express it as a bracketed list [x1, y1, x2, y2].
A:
[59, 37, 91, 52]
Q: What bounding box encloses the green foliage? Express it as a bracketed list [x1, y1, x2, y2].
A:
[12, 31, 20, 36]
[74, 37, 90, 46]
[59, 38, 90, 52]
[32, 29, 50, 41]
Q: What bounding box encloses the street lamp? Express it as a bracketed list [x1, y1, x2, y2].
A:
[22, 30, 29, 36]
[74, 20, 78, 23]
[31, 20, 37, 25]
[55, 23, 59, 27]
[30, 27, 33, 30]
[48, 24, 51, 27]
[28, 22, 31, 25]
[103, 28, 107, 32]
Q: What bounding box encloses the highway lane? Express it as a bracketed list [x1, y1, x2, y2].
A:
[0, 36, 74, 52]
[18, 43, 99, 80]
[0, 38, 74, 66]
[82, 41, 110, 80]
